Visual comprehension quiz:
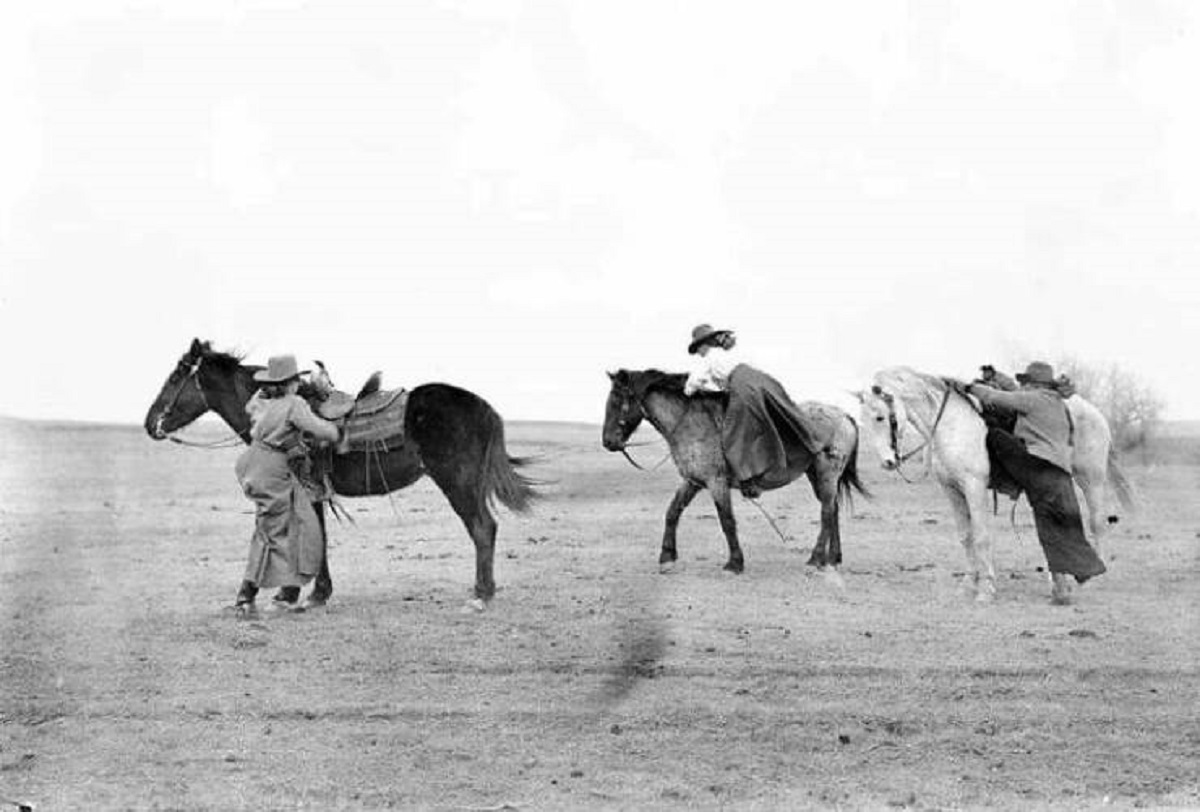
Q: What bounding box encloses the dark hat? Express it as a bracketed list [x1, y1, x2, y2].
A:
[688, 323, 732, 354]
[253, 354, 308, 384]
[1015, 361, 1056, 386]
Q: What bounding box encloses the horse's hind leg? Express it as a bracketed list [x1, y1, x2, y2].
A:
[449, 492, 498, 603]
[711, 482, 744, 573]
[1075, 475, 1107, 560]
[805, 467, 839, 568]
[660, 480, 701, 571]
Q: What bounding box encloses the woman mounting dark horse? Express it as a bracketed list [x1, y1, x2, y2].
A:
[144, 338, 537, 610]
[602, 352, 867, 572]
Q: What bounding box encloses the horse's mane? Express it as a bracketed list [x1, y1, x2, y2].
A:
[872, 366, 947, 409]
[196, 342, 255, 373]
[616, 369, 689, 400]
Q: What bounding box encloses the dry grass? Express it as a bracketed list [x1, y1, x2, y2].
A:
[1, 418, 1198, 810]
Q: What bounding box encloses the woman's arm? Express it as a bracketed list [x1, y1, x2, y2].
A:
[289, 397, 340, 443]
[968, 384, 1038, 414]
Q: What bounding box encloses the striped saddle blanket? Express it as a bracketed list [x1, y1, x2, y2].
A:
[317, 387, 408, 454]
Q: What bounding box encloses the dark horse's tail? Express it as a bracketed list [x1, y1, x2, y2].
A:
[481, 408, 538, 515]
[837, 421, 871, 508]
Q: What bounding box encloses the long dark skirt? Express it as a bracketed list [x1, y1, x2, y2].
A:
[986, 429, 1106, 583]
[723, 365, 833, 487]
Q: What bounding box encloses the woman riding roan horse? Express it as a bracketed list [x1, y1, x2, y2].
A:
[603, 328, 867, 573]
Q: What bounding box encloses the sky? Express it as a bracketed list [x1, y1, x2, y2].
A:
[1, 0, 1198, 426]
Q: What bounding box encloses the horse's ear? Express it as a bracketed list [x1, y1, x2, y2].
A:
[607, 370, 617, 381]
[850, 389, 865, 404]
[189, 337, 204, 355]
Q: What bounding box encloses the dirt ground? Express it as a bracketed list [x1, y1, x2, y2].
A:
[1, 417, 1198, 810]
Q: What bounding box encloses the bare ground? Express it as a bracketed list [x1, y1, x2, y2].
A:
[1, 418, 1198, 810]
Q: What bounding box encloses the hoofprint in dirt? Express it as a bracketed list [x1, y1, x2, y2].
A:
[1, 417, 1198, 809]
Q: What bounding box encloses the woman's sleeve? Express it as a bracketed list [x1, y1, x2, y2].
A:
[970, 386, 1034, 414]
[289, 397, 340, 443]
[684, 360, 716, 396]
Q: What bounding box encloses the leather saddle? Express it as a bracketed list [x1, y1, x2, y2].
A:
[309, 366, 408, 454]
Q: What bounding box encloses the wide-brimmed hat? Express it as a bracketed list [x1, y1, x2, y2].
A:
[688, 323, 732, 354]
[1015, 361, 1056, 386]
[253, 354, 308, 384]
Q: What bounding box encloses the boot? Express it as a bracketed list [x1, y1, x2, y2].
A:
[273, 586, 301, 604]
[235, 580, 258, 606]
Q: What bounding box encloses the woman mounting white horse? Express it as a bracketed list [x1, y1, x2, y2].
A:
[857, 362, 1134, 604]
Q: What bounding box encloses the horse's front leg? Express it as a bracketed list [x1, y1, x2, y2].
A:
[660, 480, 701, 571]
[307, 501, 333, 607]
[711, 481, 744, 573]
[943, 478, 995, 602]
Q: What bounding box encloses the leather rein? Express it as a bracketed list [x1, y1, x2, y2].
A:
[614, 389, 683, 472]
[879, 382, 957, 483]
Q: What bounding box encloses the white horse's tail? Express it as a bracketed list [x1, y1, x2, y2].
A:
[1106, 445, 1137, 516]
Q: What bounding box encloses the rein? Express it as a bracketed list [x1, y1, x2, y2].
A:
[614, 390, 684, 472]
[882, 383, 954, 483]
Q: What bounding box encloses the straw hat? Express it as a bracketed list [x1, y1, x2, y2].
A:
[253, 354, 307, 384]
[1015, 361, 1056, 386]
[688, 324, 732, 354]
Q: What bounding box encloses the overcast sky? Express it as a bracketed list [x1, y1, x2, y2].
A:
[2, 0, 1197, 425]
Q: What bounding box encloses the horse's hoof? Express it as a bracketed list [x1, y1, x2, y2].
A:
[721, 563, 744, 575]
[461, 598, 487, 614]
[974, 589, 996, 604]
[264, 601, 305, 617]
[819, 567, 846, 592]
[658, 561, 678, 575]
[303, 596, 328, 610]
[1050, 573, 1074, 605]
[229, 603, 259, 621]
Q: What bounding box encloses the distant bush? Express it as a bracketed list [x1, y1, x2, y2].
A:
[1053, 356, 1167, 453]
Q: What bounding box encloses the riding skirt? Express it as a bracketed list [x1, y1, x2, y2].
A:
[235, 441, 324, 589]
[722, 365, 836, 488]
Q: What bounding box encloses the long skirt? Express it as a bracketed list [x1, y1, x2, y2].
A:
[986, 429, 1106, 583]
[722, 365, 835, 487]
[235, 445, 324, 589]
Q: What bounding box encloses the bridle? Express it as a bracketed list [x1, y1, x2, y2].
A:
[874, 382, 954, 483]
[157, 355, 246, 448]
[611, 386, 679, 472]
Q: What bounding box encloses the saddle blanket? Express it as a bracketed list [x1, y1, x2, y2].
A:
[316, 387, 408, 453]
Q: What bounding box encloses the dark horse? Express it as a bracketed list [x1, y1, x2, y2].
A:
[602, 369, 867, 571]
[144, 339, 537, 607]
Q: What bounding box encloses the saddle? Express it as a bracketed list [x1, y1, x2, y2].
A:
[307, 364, 408, 454]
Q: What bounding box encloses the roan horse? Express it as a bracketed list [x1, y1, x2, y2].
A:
[144, 339, 537, 608]
[857, 366, 1135, 601]
[602, 369, 868, 572]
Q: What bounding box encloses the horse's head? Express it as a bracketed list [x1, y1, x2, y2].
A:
[602, 370, 646, 451]
[856, 382, 909, 471]
[144, 338, 213, 440]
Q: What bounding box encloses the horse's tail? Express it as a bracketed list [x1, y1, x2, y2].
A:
[1106, 445, 1137, 516]
[481, 410, 539, 515]
[837, 421, 871, 507]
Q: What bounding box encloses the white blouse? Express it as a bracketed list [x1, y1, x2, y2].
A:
[684, 347, 743, 395]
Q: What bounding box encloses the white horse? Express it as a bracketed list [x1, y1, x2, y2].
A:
[857, 366, 1135, 601]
